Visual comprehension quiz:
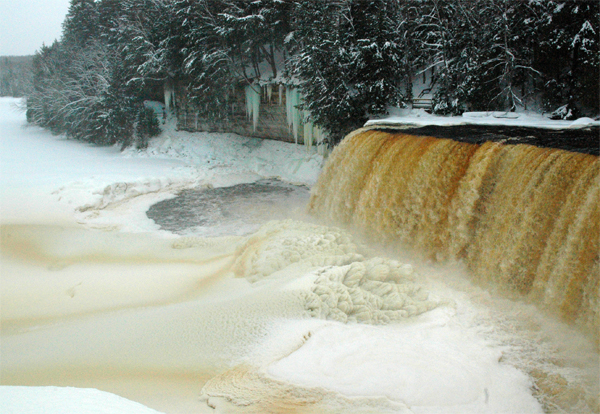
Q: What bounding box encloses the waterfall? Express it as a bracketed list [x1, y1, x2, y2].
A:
[309, 129, 599, 340]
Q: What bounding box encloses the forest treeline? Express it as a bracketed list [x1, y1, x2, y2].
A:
[0, 56, 33, 97]
[27, 0, 599, 147]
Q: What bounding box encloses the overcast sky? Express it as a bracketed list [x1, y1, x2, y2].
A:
[1, 0, 70, 56]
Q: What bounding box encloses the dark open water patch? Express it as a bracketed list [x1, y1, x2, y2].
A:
[147, 179, 311, 236]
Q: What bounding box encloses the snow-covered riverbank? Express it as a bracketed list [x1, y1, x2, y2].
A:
[1, 98, 323, 232]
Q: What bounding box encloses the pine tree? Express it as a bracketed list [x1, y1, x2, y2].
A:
[27, 0, 162, 148]
[62, 0, 99, 49]
[535, 0, 599, 117]
[289, 0, 410, 144]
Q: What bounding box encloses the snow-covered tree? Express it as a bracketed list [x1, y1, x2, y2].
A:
[27, 0, 598, 149]
[0, 56, 33, 97]
[173, 0, 292, 120]
[62, 0, 99, 49]
[27, 0, 162, 147]
[289, 0, 411, 144]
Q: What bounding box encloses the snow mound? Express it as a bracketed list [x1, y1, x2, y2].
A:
[567, 117, 597, 128]
[130, 127, 325, 187]
[367, 107, 600, 129]
[0, 386, 165, 414]
[306, 258, 440, 324]
[232, 220, 364, 283]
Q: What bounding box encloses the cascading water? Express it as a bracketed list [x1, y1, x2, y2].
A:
[308, 129, 599, 342]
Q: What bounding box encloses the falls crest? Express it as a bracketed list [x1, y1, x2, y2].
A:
[309, 130, 599, 339]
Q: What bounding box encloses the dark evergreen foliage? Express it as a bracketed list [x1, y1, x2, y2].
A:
[535, 0, 599, 118]
[26, 0, 599, 148]
[62, 0, 100, 49]
[27, 0, 164, 148]
[289, 0, 412, 144]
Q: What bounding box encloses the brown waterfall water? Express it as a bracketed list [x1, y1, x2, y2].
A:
[308, 128, 599, 343]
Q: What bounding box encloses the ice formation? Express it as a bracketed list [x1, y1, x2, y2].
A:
[244, 84, 261, 131]
[306, 258, 440, 324]
[302, 110, 326, 152]
[286, 87, 302, 144]
[233, 220, 441, 325]
[232, 220, 364, 283]
[285, 87, 327, 152]
[164, 81, 175, 114]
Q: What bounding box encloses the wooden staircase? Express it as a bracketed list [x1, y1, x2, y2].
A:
[412, 97, 433, 111]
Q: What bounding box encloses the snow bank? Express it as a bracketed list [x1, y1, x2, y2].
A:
[0, 386, 165, 414]
[124, 125, 324, 187]
[366, 107, 600, 129]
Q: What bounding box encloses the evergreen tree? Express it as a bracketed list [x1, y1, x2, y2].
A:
[289, 0, 410, 144]
[27, 0, 162, 148]
[62, 0, 99, 49]
[478, 0, 540, 111]
[415, 0, 544, 114]
[535, 0, 599, 117]
[0, 56, 33, 97]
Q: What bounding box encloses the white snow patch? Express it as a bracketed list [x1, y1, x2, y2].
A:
[366, 107, 600, 129]
[0, 387, 165, 414]
[267, 311, 544, 414]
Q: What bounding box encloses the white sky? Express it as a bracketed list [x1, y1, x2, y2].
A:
[0, 0, 70, 56]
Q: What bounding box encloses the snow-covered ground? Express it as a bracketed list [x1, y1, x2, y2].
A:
[1, 97, 597, 414]
[366, 107, 600, 129]
[1, 387, 165, 414]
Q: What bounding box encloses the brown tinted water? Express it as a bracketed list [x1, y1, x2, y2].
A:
[309, 130, 599, 342]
